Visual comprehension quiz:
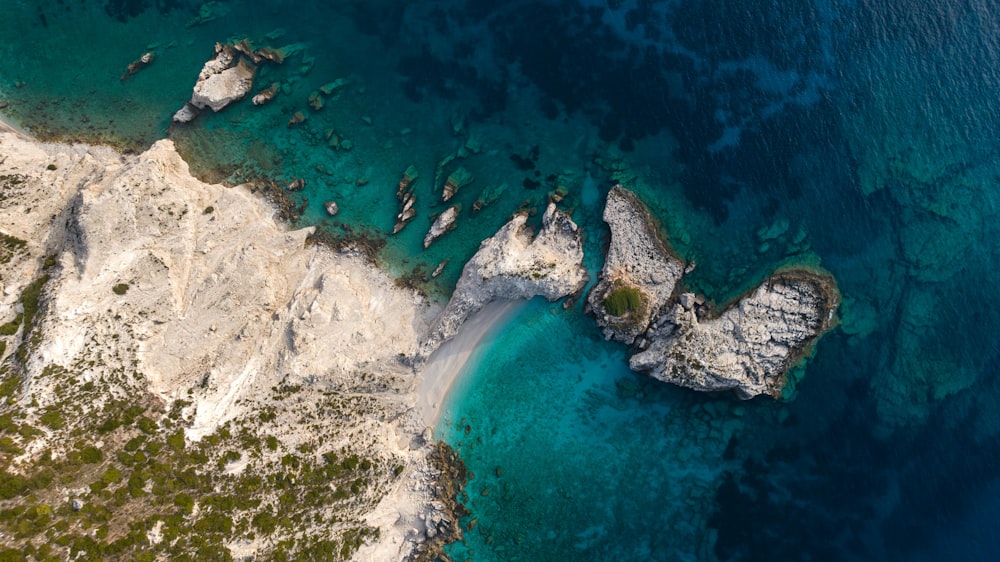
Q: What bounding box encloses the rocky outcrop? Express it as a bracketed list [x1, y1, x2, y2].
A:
[587, 186, 839, 399]
[632, 271, 839, 399]
[423, 206, 459, 249]
[173, 43, 256, 122]
[586, 186, 685, 345]
[421, 203, 588, 356]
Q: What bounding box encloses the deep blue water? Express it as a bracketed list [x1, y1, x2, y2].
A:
[3, 1, 1000, 560]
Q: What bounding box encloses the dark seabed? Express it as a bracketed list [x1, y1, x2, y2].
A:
[2, 1, 999, 560]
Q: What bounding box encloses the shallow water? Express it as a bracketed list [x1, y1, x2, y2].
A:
[3, 1, 1000, 560]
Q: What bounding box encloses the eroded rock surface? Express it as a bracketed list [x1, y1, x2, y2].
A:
[421, 203, 588, 355]
[632, 271, 839, 399]
[173, 42, 256, 122]
[586, 186, 684, 345]
[587, 186, 839, 399]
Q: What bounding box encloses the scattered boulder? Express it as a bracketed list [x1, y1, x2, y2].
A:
[423, 206, 459, 249]
[393, 166, 419, 234]
[324, 201, 339, 216]
[286, 178, 305, 192]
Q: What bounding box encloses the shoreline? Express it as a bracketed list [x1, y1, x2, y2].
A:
[417, 299, 522, 428]
[0, 112, 31, 139]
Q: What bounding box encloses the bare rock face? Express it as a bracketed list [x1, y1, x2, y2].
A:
[586, 186, 684, 345]
[173, 43, 256, 122]
[631, 271, 839, 399]
[421, 203, 588, 356]
[423, 206, 459, 249]
[587, 186, 840, 399]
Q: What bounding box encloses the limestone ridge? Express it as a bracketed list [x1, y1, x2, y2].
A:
[633, 270, 840, 399]
[588, 186, 839, 399]
[420, 202, 588, 356]
[585, 186, 685, 345]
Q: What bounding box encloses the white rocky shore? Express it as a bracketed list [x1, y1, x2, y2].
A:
[0, 128, 551, 560]
[0, 122, 600, 560]
[589, 186, 839, 399]
[420, 202, 588, 356]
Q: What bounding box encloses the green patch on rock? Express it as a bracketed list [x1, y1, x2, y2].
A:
[603, 285, 645, 316]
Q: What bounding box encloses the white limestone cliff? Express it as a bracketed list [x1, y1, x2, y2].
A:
[421, 203, 588, 356]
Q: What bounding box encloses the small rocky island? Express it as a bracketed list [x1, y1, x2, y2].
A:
[588, 186, 839, 399]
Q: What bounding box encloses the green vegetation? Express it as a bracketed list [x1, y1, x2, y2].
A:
[603, 285, 644, 316]
[203, 206, 215, 214]
[112, 283, 129, 295]
[0, 314, 21, 336]
[46, 164, 57, 171]
[0, 233, 27, 265]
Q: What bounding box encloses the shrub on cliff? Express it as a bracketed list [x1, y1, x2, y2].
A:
[604, 286, 644, 316]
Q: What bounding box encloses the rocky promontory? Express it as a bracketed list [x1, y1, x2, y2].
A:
[421, 203, 588, 356]
[588, 186, 839, 399]
[586, 186, 685, 345]
[632, 271, 839, 399]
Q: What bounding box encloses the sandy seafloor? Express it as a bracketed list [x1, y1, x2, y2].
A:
[3, 1, 1000, 560]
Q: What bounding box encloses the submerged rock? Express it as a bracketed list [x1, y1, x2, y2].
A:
[585, 186, 684, 345]
[632, 271, 839, 399]
[423, 206, 459, 249]
[252, 82, 279, 106]
[442, 166, 474, 202]
[420, 203, 588, 355]
[120, 52, 154, 81]
[324, 201, 338, 216]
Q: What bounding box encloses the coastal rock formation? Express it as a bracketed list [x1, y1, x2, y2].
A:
[173, 43, 256, 122]
[587, 186, 839, 399]
[586, 186, 684, 345]
[421, 203, 588, 355]
[632, 272, 839, 399]
[423, 206, 459, 249]
[0, 130, 456, 561]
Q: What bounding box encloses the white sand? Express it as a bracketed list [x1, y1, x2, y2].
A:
[417, 299, 521, 427]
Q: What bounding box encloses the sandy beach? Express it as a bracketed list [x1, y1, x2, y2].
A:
[417, 299, 522, 427]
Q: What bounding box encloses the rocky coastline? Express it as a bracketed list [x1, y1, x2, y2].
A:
[588, 186, 840, 399]
[419, 202, 588, 357]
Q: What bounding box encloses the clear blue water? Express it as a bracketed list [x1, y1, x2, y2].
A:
[3, 1, 1000, 560]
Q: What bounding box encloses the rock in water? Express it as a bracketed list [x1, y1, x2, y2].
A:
[585, 185, 684, 345]
[324, 201, 338, 216]
[631, 271, 839, 399]
[423, 206, 459, 249]
[586, 185, 840, 399]
[420, 203, 588, 355]
[252, 82, 279, 106]
[120, 52, 154, 81]
[442, 167, 474, 202]
[173, 43, 256, 122]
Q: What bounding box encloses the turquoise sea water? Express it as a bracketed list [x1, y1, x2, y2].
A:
[3, 1, 1000, 560]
